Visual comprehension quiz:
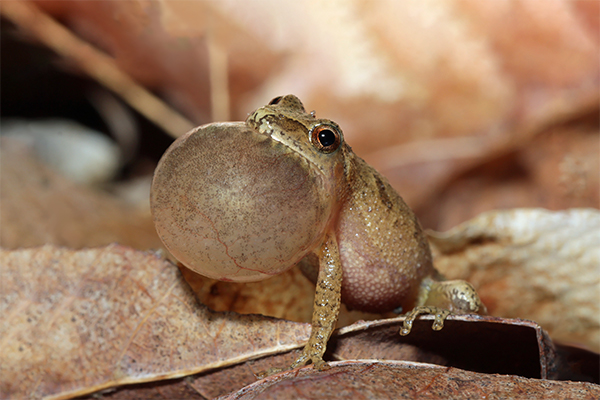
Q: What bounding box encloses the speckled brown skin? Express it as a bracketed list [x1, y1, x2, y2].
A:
[336, 155, 434, 314]
[150, 95, 485, 372]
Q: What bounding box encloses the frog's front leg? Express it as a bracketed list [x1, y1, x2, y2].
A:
[290, 231, 342, 371]
[400, 278, 486, 336]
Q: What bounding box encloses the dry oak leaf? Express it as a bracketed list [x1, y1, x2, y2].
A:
[429, 208, 600, 351]
[68, 315, 599, 399]
[0, 245, 311, 400]
[221, 360, 599, 400]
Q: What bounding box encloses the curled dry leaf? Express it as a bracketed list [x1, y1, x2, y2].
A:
[221, 360, 600, 400]
[331, 315, 558, 380]
[428, 208, 600, 351]
[75, 314, 599, 399]
[0, 245, 311, 400]
[70, 316, 600, 399]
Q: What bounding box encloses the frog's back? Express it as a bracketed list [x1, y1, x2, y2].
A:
[336, 152, 434, 313]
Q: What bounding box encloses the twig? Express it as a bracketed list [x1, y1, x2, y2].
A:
[1, 1, 195, 138]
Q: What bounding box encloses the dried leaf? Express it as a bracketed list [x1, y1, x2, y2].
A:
[221, 360, 600, 400]
[180, 264, 383, 327]
[69, 315, 600, 399]
[79, 352, 303, 400]
[179, 263, 315, 324]
[429, 208, 600, 351]
[2, 245, 597, 399]
[331, 315, 557, 380]
[0, 245, 311, 400]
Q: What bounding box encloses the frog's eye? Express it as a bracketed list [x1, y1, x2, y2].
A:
[310, 124, 342, 153]
[268, 96, 283, 105]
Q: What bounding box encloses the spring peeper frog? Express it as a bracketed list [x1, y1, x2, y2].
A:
[150, 95, 486, 372]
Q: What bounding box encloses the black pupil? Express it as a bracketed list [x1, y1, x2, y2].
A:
[318, 129, 336, 147]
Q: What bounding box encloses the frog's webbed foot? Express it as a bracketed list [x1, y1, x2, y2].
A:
[400, 278, 486, 336]
[400, 306, 451, 336]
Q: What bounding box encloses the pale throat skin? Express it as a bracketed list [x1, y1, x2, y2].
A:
[150, 95, 486, 373]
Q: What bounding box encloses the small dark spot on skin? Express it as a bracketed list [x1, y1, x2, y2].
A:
[374, 175, 393, 210]
[19, 346, 23, 352]
[71, 317, 76, 322]
[27, 317, 32, 323]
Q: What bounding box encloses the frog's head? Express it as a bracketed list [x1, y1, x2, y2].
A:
[247, 95, 347, 180]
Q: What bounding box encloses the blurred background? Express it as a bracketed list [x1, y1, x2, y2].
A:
[2, 0, 598, 235]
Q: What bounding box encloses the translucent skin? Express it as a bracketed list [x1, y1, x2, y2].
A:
[151, 122, 338, 282]
[150, 95, 485, 371]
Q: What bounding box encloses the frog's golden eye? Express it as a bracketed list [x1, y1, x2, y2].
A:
[310, 124, 342, 153]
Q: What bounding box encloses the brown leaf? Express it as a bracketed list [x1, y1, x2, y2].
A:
[220, 360, 599, 400]
[429, 208, 600, 351]
[72, 316, 600, 399]
[0, 245, 310, 400]
[78, 352, 303, 400]
[331, 315, 558, 380]
[180, 264, 384, 327]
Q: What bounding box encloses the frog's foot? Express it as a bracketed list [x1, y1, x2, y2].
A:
[289, 346, 330, 371]
[399, 306, 451, 336]
[425, 280, 487, 315]
[255, 346, 330, 379]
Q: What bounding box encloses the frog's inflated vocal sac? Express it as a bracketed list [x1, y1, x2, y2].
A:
[150, 95, 486, 372]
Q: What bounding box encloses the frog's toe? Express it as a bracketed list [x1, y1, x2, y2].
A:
[432, 308, 451, 330]
[399, 315, 415, 336]
[400, 306, 452, 335]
